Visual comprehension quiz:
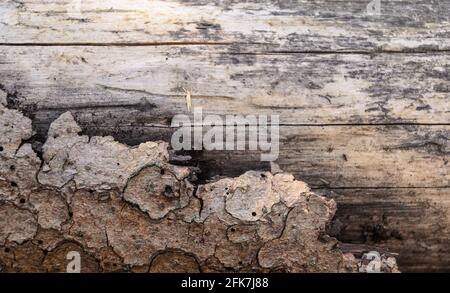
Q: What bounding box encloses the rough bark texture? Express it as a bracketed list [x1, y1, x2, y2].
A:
[0, 105, 398, 273]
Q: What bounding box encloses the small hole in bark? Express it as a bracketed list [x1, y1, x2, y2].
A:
[238, 261, 243, 265]
[0, 146, 4, 152]
[230, 228, 235, 232]
[261, 173, 266, 178]
[9, 165, 15, 171]
[43, 249, 48, 255]
[252, 212, 257, 217]
[37, 240, 43, 245]
[53, 134, 59, 139]
[113, 263, 117, 267]
[19, 198, 25, 204]
[160, 169, 165, 175]
[116, 162, 120, 166]
[4, 247, 10, 253]
[164, 185, 173, 195]
[69, 211, 73, 217]
[225, 187, 228, 190]
[10, 181, 17, 187]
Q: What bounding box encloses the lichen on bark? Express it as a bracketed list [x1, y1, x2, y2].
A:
[0, 106, 399, 273]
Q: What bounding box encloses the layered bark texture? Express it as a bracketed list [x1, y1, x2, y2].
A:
[0, 104, 398, 273]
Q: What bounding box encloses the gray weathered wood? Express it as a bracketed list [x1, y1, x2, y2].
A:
[1, 0, 450, 52]
[321, 188, 450, 272]
[187, 125, 450, 188]
[1, 46, 449, 125]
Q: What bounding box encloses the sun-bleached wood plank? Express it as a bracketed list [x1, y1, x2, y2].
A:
[1, 46, 449, 125]
[0, 0, 450, 51]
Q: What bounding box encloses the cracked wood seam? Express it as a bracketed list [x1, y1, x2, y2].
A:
[1, 0, 450, 52]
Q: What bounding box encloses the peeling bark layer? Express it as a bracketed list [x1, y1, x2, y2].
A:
[0, 105, 398, 273]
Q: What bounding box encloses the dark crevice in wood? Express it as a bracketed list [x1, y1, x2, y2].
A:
[1, 43, 450, 55]
[0, 42, 240, 47]
[50, 122, 450, 127]
[33, 122, 450, 128]
[314, 186, 450, 190]
[231, 49, 450, 55]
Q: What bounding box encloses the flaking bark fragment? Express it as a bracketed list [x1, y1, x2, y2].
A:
[123, 166, 193, 220]
[38, 112, 169, 190]
[0, 202, 37, 245]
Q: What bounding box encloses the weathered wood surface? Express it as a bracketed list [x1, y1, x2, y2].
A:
[1, 46, 449, 124]
[321, 188, 450, 272]
[50, 123, 447, 188]
[203, 126, 449, 188]
[0, 0, 449, 272]
[1, 0, 450, 52]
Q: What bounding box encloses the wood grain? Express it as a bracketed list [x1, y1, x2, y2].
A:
[320, 188, 450, 272]
[1, 46, 449, 125]
[190, 125, 449, 188]
[1, 0, 450, 52]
